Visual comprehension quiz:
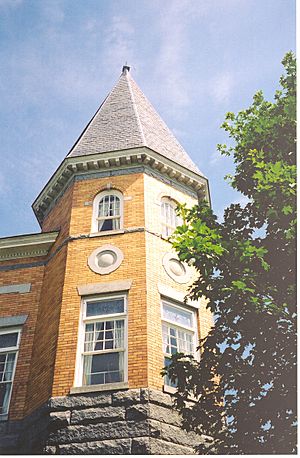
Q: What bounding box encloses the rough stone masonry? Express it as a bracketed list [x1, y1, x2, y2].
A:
[0, 388, 212, 454]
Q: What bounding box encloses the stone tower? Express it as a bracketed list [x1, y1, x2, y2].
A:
[0, 66, 213, 454]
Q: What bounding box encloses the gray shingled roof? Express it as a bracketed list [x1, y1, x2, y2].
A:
[67, 68, 203, 176]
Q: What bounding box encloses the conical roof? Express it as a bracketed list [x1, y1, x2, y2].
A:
[67, 67, 203, 176]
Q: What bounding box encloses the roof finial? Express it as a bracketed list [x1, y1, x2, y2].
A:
[122, 63, 130, 74]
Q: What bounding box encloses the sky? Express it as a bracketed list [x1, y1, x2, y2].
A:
[0, 0, 295, 237]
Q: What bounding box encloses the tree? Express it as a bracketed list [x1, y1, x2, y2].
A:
[164, 52, 296, 454]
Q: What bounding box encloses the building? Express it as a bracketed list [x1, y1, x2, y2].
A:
[0, 66, 213, 454]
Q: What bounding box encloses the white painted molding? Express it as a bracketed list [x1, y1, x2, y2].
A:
[0, 231, 59, 261]
[32, 146, 209, 225]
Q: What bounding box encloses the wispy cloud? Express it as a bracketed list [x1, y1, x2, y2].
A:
[211, 71, 235, 104]
[102, 16, 136, 77]
[209, 150, 223, 166]
[152, 0, 208, 116]
[0, 0, 23, 9]
[38, 0, 64, 24]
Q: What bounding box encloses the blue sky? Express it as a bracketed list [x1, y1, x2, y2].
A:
[0, 0, 295, 237]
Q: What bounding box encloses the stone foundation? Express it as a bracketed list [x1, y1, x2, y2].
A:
[0, 388, 211, 454]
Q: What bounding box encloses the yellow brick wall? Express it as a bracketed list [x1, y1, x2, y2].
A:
[143, 173, 213, 388]
[48, 171, 213, 395]
[51, 173, 148, 396]
[0, 169, 213, 420]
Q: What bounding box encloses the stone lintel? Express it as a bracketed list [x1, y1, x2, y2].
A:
[77, 280, 133, 296]
[157, 283, 200, 309]
[0, 314, 28, 329]
[0, 283, 31, 294]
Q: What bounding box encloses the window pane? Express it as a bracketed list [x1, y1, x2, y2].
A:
[83, 352, 124, 385]
[0, 333, 18, 350]
[162, 303, 193, 328]
[0, 381, 12, 415]
[3, 353, 16, 381]
[86, 298, 124, 317]
[164, 357, 177, 388]
[162, 325, 194, 357]
[98, 195, 120, 218]
[99, 219, 113, 232]
[84, 320, 124, 352]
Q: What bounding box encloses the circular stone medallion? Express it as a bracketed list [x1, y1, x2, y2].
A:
[88, 245, 124, 275]
[162, 252, 191, 284]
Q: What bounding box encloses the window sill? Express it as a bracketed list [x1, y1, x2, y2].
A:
[163, 384, 198, 402]
[0, 414, 8, 422]
[163, 384, 177, 395]
[89, 230, 125, 238]
[70, 382, 129, 395]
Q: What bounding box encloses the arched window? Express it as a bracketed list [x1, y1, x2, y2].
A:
[161, 197, 181, 237]
[92, 190, 123, 233]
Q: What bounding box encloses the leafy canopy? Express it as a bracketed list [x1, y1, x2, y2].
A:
[164, 52, 296, 454]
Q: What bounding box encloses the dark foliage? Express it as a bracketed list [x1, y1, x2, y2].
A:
[163, 52, 296, 454]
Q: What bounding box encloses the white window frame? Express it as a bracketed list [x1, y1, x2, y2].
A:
[91, 190, 124, 234]
[161, 300, 198, 387]
[74, 294, 128, 389]
[0, 327, 21, 419]
[161, 197, 181, 238]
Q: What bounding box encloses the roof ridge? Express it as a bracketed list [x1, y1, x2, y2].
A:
[126, 72, 147, 146]
[67, 72, 127, 157]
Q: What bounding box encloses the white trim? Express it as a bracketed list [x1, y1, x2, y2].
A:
[74, 294, 128, 389]
[161, 299, 199, 387]
[32, 147, 209, 226]
[0, 231, 59, 261]
[161, 197, 179, 238]
[91, 190, 123, 234]
[0, 327, 22, 419]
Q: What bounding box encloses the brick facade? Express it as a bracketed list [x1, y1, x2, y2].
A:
[0, 68, 213, 453]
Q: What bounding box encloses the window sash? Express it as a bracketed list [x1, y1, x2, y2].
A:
[161, 302, 197, 387]
[162, 302, 194, 330]
[98, 195, 121, 218]
[0, 330, 20, 417]
[92, 191, 123, 233]
[78, 295, 127, 387]
[161, 200, 181, 237]
[84, 297, 126, 321]
[82, 351, 124, 386]
[83, 319, 125, 353]
[162, 323, 195, 356]
[85, 298, 125, 318]
[82, 318, 125, 386]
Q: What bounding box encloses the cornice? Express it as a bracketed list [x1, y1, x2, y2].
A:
[0, 231, 59, 261]
[32, 147, 210, 226]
